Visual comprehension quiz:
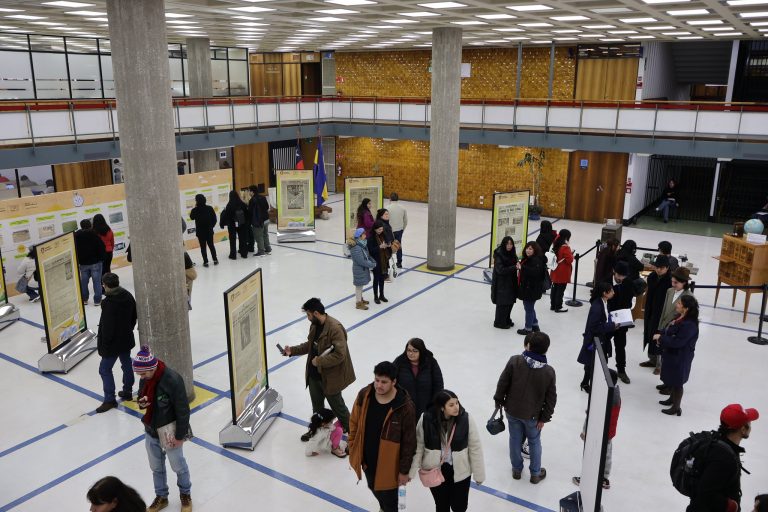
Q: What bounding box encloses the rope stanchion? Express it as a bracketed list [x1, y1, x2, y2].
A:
[689, 282, 767, 345]
[565, 252, 583, 307]
[586, 239, 601, 288]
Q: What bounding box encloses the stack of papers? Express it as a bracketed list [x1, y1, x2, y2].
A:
[610, 309, 635, 328]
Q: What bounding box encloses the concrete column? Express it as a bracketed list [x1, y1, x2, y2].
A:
[427, 27, 462, 271]
[186, 37, 219, 172]
[107, 0, 194, 400]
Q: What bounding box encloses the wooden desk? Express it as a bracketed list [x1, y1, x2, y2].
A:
[713, 234, 768, 323]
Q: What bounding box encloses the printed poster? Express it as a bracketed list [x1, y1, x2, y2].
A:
[490, 191, 530, 267]
[344, 176, 383, 240]
[276, 170, 314, 231]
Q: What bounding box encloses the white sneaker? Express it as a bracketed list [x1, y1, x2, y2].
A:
[31, 296, 40, 303]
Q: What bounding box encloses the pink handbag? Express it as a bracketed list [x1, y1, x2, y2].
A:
[418, 425, 456, 488]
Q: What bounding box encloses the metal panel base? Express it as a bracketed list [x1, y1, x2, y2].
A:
[0, 303, 20, 331]
[38, 329, 97, 373]
[277, 230, 316, 243]
[219, 388, 283, 450]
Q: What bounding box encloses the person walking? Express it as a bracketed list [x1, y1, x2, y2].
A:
[410, 389, 485, 512]
[549, 229, 573, 313]
[95, 272, 137, 414]
[653, 294, 699, 416]
[640, 255, 672, 370]
[579, 282, 617, 393]
[656, 267, 694, 380]
[535, 220, 557, 253]
[615, 240, 643, 282]
[368, 221, 391, 304]
[608, 261, 634, 384]
[356, 198, 375, 239]
[87, 476, 146, 512]
[348, 228, 376, 310]
[74, 219, 106, 306]
[132, 346, 193, 512]
[491, 236, 518, 329]
[220, 190, 249, 260]
[594, 239, 620, 286]
[517, 241, 546, 335]
[493, 332, 557, 484]
[656, 179, 679, 223]
[92, 214, 114, 276]
[392, 338, 444, 419]
[189, 194, 218, 267]
[348, 361, 417, 512]
[16, 248, 40, 302]
[388, 193, 408, 269]
[282, 298, 356, 437]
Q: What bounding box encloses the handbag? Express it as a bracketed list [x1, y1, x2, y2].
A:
[418, 424, 455, 488]
[16, 275, 28, 293]
[486, 407, 505, 435]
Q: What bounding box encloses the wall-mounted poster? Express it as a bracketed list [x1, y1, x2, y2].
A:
[35, 232, 87, 352]
[276, 170, 314, 231]
[344, 176, 383, 240]
[223, 268, 268, 422]
[0, 249, 7, 304]
[490, 191, 530, 267]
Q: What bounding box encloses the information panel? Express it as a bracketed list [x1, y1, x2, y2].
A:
[35, 232, 87, 352]
[490, 190, 530, 266]
[276, 170, 315, 231]
[344, 176, 384, 239]
[0, 249, 7, 304]
[224, 268, 268, 422]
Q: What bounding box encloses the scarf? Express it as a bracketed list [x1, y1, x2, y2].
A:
[140, 360, 166, 426]
[523, 350, 548, 369]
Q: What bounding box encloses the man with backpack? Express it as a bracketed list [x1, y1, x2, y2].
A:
[673, 403, 759, 512]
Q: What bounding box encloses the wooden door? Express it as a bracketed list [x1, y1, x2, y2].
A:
[575, 59, 607, 101]
[233, 143, 269, 191]
[301, 63, 322, 96]
[282, 63, 301, 96]
[565, 151, 628, 222]
[603, 58, 638, 101]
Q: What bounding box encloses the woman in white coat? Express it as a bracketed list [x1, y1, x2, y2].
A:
[410, 389, 485, 512]
[17, 248, 40, 302]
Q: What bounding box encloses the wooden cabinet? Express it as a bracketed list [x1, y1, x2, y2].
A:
[713, 234, 768, 322]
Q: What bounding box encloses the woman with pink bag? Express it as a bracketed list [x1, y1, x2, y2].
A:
[409, 390, 485, 512]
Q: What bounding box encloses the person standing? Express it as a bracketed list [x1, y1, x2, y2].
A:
[189, 194, 218, 267]
[356, 198, 375, 239]
[615, 240, 643, 282]
[410, 390, 485, 512]
[491, 236, 518, 329]
[658, 241, 679, 272]
[74, 219, 106, 306]
[493, 332, 557, 484]
[283, 298, 356, 437]
[348, 228, 376, 310]
[549, 229, 573, 313]
[250, 184, 272, 256]
[608, 261, 634, 384]
[392, 338, 444, 419]
[535, 220, 557, 253]
[95, 272, 137, 413]
[579, 282, 617, 393]
[388, 193, 408, 269]
[594, 239, 620, 286]
[220, 190, 249, 260]
[640, 255, 672, 370]
[656, 267, 694, 381]
[92, 214, 114, 276]
[132, 346, 193, 512]
[348, 361, 417, 512]
[368, 221, 391, 304]
[16, 248, 40, 302]
[375, 209, 395, 244]
[517, 241, 546, 335]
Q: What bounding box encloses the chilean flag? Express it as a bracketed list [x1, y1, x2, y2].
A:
[295, 139, 304, 170]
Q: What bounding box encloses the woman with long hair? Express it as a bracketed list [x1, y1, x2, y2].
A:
[392, 338, 444, 419]
[516, 241, 546, 335]
[615, 239, 643, 281]
[86, 476, 146, 512]
[578, 281, 617, 393]
[375, 208, 395, 243]
[367, 220, 391, 304]
[491, 236, 518, 329]
[549, 229, 573, 313]
[535, 220, 556, 253]
[655, 267, 694, 378]
[220, 190, 250, 259]
[356, 198, 375, 239]
[594, 239, 620, 286]
[92, 213, 114, 275]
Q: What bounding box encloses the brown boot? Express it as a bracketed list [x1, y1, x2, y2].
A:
[147, 496, 169, 512]
[180, 493, 192, 512]
[356, 301, 368, 310]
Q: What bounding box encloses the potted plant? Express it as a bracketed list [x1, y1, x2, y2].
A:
[516, 149, 546, 219]
[528, 204, 543, 220]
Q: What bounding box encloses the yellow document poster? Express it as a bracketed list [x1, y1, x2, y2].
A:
[276, 170, 314, 231]
[490, 191, 530, 267]
[344, 176, 383, 239]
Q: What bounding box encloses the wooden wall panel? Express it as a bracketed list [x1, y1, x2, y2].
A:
[250, 64, 266, 97]
[233, 143, 269, 191]
[565, 151, 628, 222]
[53, 160, 112, 191]
[282, 63, 302, 97]
[575, 59, 607, 101]
[576, 58, 639, 101]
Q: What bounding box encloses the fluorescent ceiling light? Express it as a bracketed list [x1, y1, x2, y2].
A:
[578, 33, 604, 37]
[167, 20, 198, 24]
[686, 19, 723, 24]
[297, 28, 329, 32]
[554, 37, 578, 40]
[30, 21, 64, 25]
[677, 35, 703, 38]
[629, 35, 655, 38]
[476, 13, 516, 19]
[531, 40, 551, 43]
[227, 6, 275, 13]
[325, 0, 376, 4]
[452, 20, 487, 24]
[309, 16, 346, 21]
[485, 39, 507, 42]
[381, 18, 419, 23]
[504, 36, 529, 39]
[65, 10, 106, 16]
[507, 4, 552, 10]
[728, 0, 768, 4]
[620, 17, 657, 23]
[0, 8, 23, 11]
[519, 22, 552, 26]
[550, 15, 589, 21]
[702, 26, 735, 30]
[86, 17, 108, 21]
[590, 7, 632, 13]
[418, 1, 466, 7]
[600, 38, 625, 41]
[714, 31, 742, 35]
[644, 25, 676, 29]
[43, 1, 94, 6]
[165, 13, 194, 18]
[583, 24, 615, 28]
[552, 29, 582, 33]
[667, 9, 709, 15]
[316, 8, 358, 14]
[233, 22, 268, 26]
[52, 26, 79, 30]
[367, 25, 396, 28]
[6, 15, 47, 20]
[232, 16, 262, 20]
[643, 0, 690, 3]
[398, 11, 441, 16]
[739, 10, 768, 16]
[662, 31, 691, 34]
[494, 27, 524, 31]
[609, 30, 637, 33]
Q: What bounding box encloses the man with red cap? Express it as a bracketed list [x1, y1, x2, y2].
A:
[688, 404, 759, 512]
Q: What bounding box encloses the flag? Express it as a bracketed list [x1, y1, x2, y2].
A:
[313, 140, 329, 206]
[294, 139, 304, 170]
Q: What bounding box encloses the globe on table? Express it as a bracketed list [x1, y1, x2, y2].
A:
[744, 218, 765, 235]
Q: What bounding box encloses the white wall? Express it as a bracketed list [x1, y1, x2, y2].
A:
[623, 154, 650, 220]
[641, 42, 689, 102]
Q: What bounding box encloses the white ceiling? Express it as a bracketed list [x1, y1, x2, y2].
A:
[0, 0, 764, 51]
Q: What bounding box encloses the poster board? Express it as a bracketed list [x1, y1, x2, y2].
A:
[0, 249, 7, 304]
[224, 268, 268, 423]
[35, 232, 87, 352]
[490, 190, 530, 267]
[276, 170, 315, 231]
[344, 176, 384, 239]
[178, 169, 232, 242]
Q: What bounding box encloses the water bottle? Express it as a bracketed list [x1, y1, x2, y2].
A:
[397, 485, 406, 510]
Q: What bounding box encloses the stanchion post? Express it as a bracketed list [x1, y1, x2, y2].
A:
[566, 252, 583, 307]
[747, 283, 768, 346]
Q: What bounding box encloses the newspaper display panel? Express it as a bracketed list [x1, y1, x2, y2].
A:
[490, 191, 530, 266]
[276, 170, 315, 231]
[343, 177, 383, 239]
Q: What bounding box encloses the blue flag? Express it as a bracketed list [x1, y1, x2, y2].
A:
[313, 140, 328, 206]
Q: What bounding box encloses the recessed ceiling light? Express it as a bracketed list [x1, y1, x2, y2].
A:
[578, 33, 603, 37]
[519, 22, 552, 26]
[643, 25, 676, 29]
[43, 1, 94, 6]
[662, 31, 691, 34]
[667, 9, 709, 15]
[728, 0, 768, 4]
[325, 0, 376, 5]
[504, 36, 529, 39]
[620, 17, 657, 23]
[452, 20, 487, 24]
[29, 21, 64, 25]
[600, 38, 625, 41]
[552, 29, 582, 33]
[506, 4, 552, 11]
[476, 13, 516, 19]
[642, 0, 690, 3]
[65, 10, 105, 16]
[227, 6, 275, 13]
[714, 31, 742, 35]
[417, 1, 466, 7]
[583, 24, 615, 28]
[686, 19, 723, 24]
[609, 30, 638, 34]
[309, 16, 347, 21]
[6, 15, 47, 20]
[629, 35, 655, 38]
[316, 8, 358, 14]
[52, 26, 79, 30]
[739, 10, 768, 16]
[398, 11, 441, 16]
[703, 26, 735, 30]
[750, 20, 768, 24]
[550, 15, 589, 21]
[531, 40, 551, 43]
[590, 7, 633, 13]
[494, 27, 524, 31]
[165, 13, 194, 18]
[0, 8, 23, 12]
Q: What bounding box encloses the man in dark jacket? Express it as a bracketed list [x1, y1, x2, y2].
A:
[248, 184, 272, 256]
[688, 404, 759, 512]
[74, 218, 106, 305]
[494, 332, 557, 484]
[608, 261, 635, 384]
[640, 256, 671, 370]
[95, 273, 137, 413]
[189, 194, 218, 267]
[133, 346, 193, 512]
[348, 361, 417, 512]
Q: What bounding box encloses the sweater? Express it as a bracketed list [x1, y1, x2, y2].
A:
[17, 257, 38, 288]
[387, 202, 408, 232]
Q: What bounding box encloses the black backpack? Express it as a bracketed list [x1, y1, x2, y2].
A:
[670, 431, 733, 497]
[234, 208, 246, 226]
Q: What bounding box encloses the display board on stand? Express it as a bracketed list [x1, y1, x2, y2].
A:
[276, 170, 315, 243]
[489, 190, 530, 267]
[219, 268, 282, 450]
[35, 232, 97, 373]
[0, 248, 20, 330]
[344, 176, 384, 240]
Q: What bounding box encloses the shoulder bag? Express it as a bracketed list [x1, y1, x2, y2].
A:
[486, 407, 505, 435]
[16, 275, 28, 293]
[418, 424, 456, 488]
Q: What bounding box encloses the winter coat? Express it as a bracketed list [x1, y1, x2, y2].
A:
[579, 298, 616, 364]
[659, 288, 694, 329]
[349, 238, 376, 286]
[550, 244, 574, 284]
[494, 354, 557, 423]
[367, 232, 391, 275]
[491, 246, 518, 305]
[410, 408, 486, 484]
[289, 315, 356, 396]
[643, 272, 672, 349]
[97, 286, 137, 357]
[616, 249, 643, 282]
[536, 230, 556, 253]
[686, 436, 744, 512]
[17, 257, 38, 288]
[74, 229, 106, 265]
[190, 204, 217, 237]
[594, 247, 617, 286]
[392, 353, 444, 419]
[220, 199, 249, 229]
[98, 229, 115, 253]
[255, 195, 270, 227]
[517, 255, 546, 302]
[138, 365, 191, 440]
[357, 210, 375, 238]
[659, 318, 698, 388]
[379, 219, 395, 244]
[348, 384, 417, 491]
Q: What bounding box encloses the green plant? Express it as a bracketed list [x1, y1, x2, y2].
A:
[516, 149, 546, 207]
[529, 204, 543, 215]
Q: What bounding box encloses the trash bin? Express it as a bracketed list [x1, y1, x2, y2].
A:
[601, 224, 622, 244]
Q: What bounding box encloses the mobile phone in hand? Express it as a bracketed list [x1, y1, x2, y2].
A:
[276, 343, 286, 355]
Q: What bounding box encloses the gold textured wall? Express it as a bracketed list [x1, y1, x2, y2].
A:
[336, 138, 568, 217]
[335, 47, 576, 100]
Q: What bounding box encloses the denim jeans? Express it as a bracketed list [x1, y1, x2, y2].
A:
[99, 352, 135, 402]
[523, 300, 538, 329]
[658, 199, 676, 221]
[79, 262, 102, 303]
[507, 414, 542, 476]
[145, 433, 192, 497]
[25, 286, 39, 300]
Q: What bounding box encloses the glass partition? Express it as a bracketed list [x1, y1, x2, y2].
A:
[0, 50, 34, 99]
[32, 52, 69, 99]
[69, 53, 102, 99]
[212, 59, 229, 96]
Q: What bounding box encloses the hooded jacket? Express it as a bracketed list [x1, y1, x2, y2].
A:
[97, 286, 137, 357]
[190, 195, 217, 236]
[348, 237, 376, 286]
[289, 315, 356, 396]
[494, 353, 557, 423]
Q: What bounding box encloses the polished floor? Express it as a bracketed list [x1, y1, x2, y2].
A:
[1, 193, 766, 512]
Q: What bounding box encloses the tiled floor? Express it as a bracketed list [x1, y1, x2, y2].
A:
[1, 193, 766, 512]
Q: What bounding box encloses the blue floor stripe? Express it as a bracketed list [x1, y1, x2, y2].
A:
[194, 380, 229, 397]
[0, 424, 68, 459]
[455, 231, 491, 250]
[471, 483, 556, 512]
[17, 317, 45, 330]
[0, 352, 102, 401]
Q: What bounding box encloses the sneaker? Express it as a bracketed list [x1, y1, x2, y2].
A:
[180, 493, 192, 512]
[265, 250, 272, 255]
[118, 390, 133, 401]
[147, 496, 169, 512]
[384, 276, 392, 283]
[83, 301, 88, 306]
[94, 302, 101, 307]
[29, 296, 40, 302]
[255, 251, 266, 256]
[522, 440, 530, 459]
[512, 470, 522, 480]
[555, 308, 569, 313]
[602, 478, 611, 490]
[572, 476, 581, 486]
[356, 301, 369, 310]
[517, 329, 532, 336]
[530, 468, 547, 484]
[618, 372, 631, 384]
[95, 401, 118, 413]
[300, 430, 312, 442]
